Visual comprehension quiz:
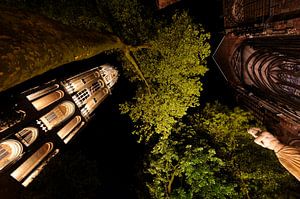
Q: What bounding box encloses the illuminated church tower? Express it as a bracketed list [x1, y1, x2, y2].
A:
[214, 0, 300, 145]
[0, 64, 118, 187]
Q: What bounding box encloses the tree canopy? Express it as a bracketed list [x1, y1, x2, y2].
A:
[0, 5, 123, 91]
[120, 12, 210, 142]
[146, 102, 298, 198]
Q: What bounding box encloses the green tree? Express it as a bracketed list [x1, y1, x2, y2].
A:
[146, 102, 298, 198]
[146, 122, 237, 198]
[0, 4, 122, 91]
[119, 12, 210, 142]
[0, 0, 157, 91]
[193, 102, 297, 199]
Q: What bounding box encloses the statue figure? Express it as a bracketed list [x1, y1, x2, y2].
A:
[248, 127, 300, 181]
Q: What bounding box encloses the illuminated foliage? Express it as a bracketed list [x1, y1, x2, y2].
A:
[120, 12, 210, 142]
[193, 102, 297, 198]
[146, 102, 298, 198]
[146, 123, 236, 198]
[0, 4, 122, 91]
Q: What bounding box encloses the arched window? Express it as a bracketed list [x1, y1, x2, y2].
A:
[57, 116, 81, 140]
[10, 142, 53, 182]
[72, 89, 90, 107]
[15, 127, 38, 147]
[63, 122, 85, 144]
[0, 139, 23, 171]
[26, 84, 59, 101]
[40, 101, 75, 130]
[62, 70, 100, 94]
[90, 80, 104, 94]
[32, 90, 64, 111]
[82, 88, 109, 117]
[21, 148, 60, 187]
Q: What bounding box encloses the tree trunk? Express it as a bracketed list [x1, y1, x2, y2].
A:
[0, 6, 123, 92]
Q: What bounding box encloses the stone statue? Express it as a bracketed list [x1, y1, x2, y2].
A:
[248, 127, 300, 181]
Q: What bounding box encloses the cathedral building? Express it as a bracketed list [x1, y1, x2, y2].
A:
[214, 0, 300, 144]
[0, 64, 118, 188]
[156, 0, 180, 9]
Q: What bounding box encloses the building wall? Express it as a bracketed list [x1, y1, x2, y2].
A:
[223, 0, 300, 36]
[215, 0, 300, 145]
[0, 64, 118, 188]
[156, 0, 180, 9]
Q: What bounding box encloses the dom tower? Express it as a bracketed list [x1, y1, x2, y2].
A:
[0, 64, 118, 188]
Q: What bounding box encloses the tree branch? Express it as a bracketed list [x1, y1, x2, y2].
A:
[129, 44, 152, 51]
[167, 164, 180, 197]
[123, 48, 151, 95]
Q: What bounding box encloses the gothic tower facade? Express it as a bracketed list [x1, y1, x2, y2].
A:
[0, 64, 118, 187]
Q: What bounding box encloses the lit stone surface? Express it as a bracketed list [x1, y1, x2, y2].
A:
[0, 140, 23, 171]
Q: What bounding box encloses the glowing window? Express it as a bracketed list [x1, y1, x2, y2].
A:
[57, 116, 81, 140]
[76, 89, 90, 104]
[11, 142, 53, 182]
[32, 90, 64, 111]
[63, 70, 99, 94]
[26, 84, 59, 101]
[90, 80, 103, 94]
[64, 122, 85, 144]
[21, 149, 59, 187]
[15, 127, 38, 147]
[83, 88, 109, 115]
[0, 140, 23, 171]
[40, 101, 75, 130]
[82, 72, 98, 84]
